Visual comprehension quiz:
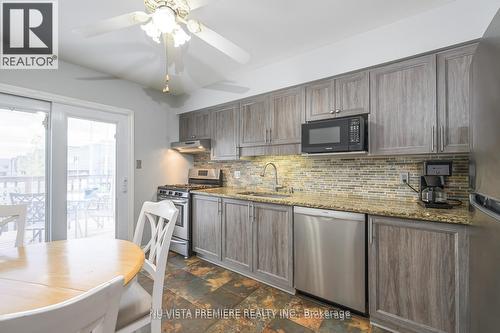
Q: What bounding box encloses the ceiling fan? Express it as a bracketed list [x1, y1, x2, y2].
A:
[74, 0, 250, 93]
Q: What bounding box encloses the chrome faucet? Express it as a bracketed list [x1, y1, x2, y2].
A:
[260, 162, 284, 192]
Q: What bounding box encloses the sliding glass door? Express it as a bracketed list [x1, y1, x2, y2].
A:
[67, 118, 117, 239]
[0, 92, 132, 246]
[0, 94, 49, 248]
[51, 103, 131, 241]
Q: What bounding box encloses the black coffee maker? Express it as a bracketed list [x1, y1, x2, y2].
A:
[419, 161, 454, 209]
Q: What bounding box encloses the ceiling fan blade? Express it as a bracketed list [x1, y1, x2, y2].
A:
[73, 12, 150, 38]
[188, 0, 213, 11]
[189, 21, 250, 64]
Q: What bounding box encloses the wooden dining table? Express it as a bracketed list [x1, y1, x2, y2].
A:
[0, 238, 145, 315]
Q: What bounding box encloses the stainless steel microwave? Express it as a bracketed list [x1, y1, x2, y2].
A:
[301, 115, 367, 154]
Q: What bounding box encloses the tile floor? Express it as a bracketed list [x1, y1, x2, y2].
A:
[138, 252, 389, 333]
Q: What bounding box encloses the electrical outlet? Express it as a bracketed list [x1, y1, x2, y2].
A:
[400, 172, 410, 184]
[234, 170, 241, 179]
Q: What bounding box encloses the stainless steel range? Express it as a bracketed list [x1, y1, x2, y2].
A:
[157, 168, 222, 258]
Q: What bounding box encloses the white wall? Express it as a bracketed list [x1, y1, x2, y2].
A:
[174, 0, 500, 113]
[0, 60, 192, 222]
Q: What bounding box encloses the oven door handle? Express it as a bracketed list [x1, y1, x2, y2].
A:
[160, 198, 188, 206]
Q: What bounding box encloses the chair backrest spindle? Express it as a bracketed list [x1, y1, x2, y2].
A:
[132, 201, 178, 316]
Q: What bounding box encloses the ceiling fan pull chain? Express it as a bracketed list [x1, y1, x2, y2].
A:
[163, 34, 170, 93]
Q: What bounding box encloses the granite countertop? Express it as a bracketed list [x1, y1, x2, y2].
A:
[191, 187, 472, 225]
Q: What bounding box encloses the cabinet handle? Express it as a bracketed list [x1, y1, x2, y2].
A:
[440, 125, 445, 152]
[265, 129, 268, 143]
[248, 204, 253, 222]
[368, 218, 374, 245]
[268, 129, 272, 143]
[431, 125, 436, 152]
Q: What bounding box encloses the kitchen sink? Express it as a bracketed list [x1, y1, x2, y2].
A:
[237, 191, 291, 199]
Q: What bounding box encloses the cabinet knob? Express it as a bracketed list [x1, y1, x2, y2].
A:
[329, 110, 335, 114]
[191, 135, 196, 139]
[335, 109, 341, 114]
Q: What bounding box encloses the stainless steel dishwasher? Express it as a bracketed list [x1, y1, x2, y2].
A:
[294, 206, 366, 313]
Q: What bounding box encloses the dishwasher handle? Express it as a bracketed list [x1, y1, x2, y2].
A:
[294, 206, 365, 221]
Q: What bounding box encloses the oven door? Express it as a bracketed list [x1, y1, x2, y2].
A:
[301, 118, 350, 154]
[159, 197, 189, 240]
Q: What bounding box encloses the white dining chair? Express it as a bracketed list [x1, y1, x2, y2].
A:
[0, 204, 27, 247]
[115, 200, 179, 333]
[0, 276, 124, 333]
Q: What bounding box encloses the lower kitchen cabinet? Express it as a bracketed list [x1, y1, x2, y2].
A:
[221, 198, 252, 272]
[192, 196, 294, 292]
[252, 202, 293, 289]
[368, 215, 468, 333]
[192, 195, 221, 262]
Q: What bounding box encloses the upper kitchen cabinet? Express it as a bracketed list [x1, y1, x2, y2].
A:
[305, 78, 335, 121]
[211, 103, 239, 160]
[369, 55, 437, 155]
[437, 43, 477, 153]
[239, 95, 269, 147]
[179, 111, 211, 141]
[269, 87, 304, 145]
[305, 71, 369, 122]
[334, 71, 370, 118]
[239, 88, 304, 149]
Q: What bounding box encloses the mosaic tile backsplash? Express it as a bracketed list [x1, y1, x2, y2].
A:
[193, 154, 470, 203]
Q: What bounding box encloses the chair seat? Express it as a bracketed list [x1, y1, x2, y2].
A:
[115, 281, 152, 330]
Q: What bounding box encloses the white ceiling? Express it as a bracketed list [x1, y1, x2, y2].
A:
[60, 0, 452, 95]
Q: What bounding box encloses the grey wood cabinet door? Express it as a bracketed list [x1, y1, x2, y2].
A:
[211, 103, 239, 160]
[305, 78, 335, 121]
[370, 55, 437, 155]
[179, 114, 191, 141]
[369, 216, 468, 333]
[179, 111, 211, 141]
[269, 87, 305, 145]
[239, 95, 269, 147]
[252, 203, 293, 289]
[437, 44, 477, 153]
[334, 71, 369, 117]
[193, 111, 211, 139]
[192, 195, 221, 261]
[221, 199, 252, 272]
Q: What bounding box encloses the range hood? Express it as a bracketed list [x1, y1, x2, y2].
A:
[171, 139, 211, 154]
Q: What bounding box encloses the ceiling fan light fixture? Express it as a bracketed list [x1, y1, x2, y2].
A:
[141, 21, 161, 43]
[152, 6, 177, 33]
[172, 25, 191, 47]
[186, 19, 202, 33]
